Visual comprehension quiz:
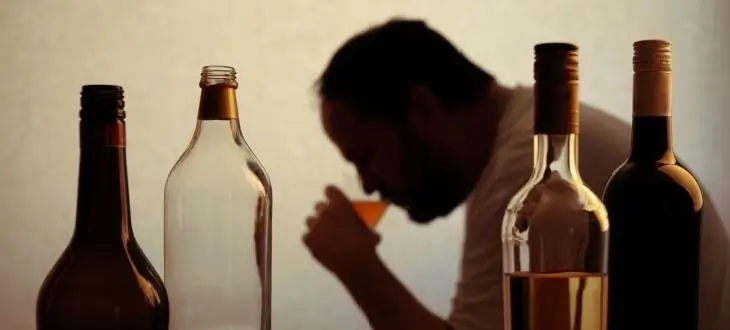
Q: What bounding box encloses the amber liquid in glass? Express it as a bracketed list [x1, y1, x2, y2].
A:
[352, 201, 389, 228]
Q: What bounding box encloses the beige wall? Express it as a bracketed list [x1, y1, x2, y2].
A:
[1, 0, 728, 329]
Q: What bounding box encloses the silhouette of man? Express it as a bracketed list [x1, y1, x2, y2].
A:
[302, 18, 728, 330]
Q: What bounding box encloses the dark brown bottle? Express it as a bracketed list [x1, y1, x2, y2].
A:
[603, 40, 702, 330]
[36, 85, 169, 330]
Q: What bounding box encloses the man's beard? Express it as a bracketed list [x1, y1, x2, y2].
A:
[405, 172, 469, 224]
[400, 138, 470, 225]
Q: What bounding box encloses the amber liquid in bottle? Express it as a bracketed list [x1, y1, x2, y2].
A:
[36, 85, 169, 330]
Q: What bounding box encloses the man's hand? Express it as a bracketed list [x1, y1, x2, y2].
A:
[302, 186, 451, 330]
[303, 185, 381, 277]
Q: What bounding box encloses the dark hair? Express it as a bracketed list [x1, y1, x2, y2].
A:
[316, 18, 495, 120]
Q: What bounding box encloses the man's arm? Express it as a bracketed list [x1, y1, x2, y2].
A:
[336, 251, 452, 330]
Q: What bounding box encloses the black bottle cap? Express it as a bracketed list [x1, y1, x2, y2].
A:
[79, 85, 126, 120]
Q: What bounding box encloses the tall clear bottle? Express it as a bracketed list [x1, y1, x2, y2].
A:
[602, 40, 703, 330]
[164, 66, 272, 330]
[501, 43, 610, 330]
[37, 85, 169, 329]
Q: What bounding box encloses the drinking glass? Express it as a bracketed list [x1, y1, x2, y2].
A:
[338, 165, 390, 229]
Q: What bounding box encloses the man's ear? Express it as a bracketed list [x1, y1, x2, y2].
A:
[407, 85, 441, 132]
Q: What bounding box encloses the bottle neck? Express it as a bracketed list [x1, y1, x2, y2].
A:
[532, 58, 581, 182]
[194, 83, 244, 144]
[533, 133, 582, 183]
[630, 70, 675, 162]
[197, 83, 239, 120]
[74, 119, 133, 245]
[629, 116, 674, 162]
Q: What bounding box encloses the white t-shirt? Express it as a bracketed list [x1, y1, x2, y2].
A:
[447, 85, 729, 330]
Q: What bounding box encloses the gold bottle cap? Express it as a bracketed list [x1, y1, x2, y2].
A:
[633, 39, 672, 72]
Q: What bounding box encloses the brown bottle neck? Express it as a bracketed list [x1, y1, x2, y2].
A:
[197, 83, 239, 120]
[633, 70, 671, 117]
[534, 81, 580, 135]
[630, 70, 674, 162]
[74, 119, 133, 245]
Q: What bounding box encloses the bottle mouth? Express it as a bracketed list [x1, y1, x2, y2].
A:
[200, 65, 238, 87]
[79, 84, 126, 120]
[633, 39, 672, 72]
[533, 42, 579, 83]
[82, 84, 124, 94]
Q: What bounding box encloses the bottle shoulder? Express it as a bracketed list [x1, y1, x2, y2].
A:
[604, 160, 703, 209]
[37, 242, 168, 326]
[508, 170, 604, 210]
[504, 170, 608, 233]
[165, 145, 271, 192]
[40, 242, 166, 293]
[608, 160, 700, 184]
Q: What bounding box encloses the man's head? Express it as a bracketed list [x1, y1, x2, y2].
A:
[315, 18, 498, 223]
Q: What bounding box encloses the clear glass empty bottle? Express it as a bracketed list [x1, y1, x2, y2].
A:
[164, 66, 272, 330]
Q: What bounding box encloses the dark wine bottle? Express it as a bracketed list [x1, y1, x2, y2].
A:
[602, 40, 703, 330]
[36, 85, 169, 330]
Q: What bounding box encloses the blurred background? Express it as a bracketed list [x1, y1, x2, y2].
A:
[1, 0, 729, 329]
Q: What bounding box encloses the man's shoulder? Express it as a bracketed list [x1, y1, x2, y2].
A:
[578, 103, 631, 193]
[475, 98, 632, 201]
[465, 132, 533, 221]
